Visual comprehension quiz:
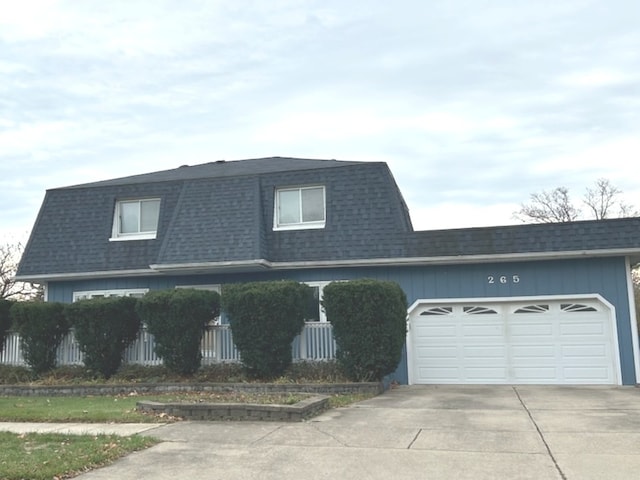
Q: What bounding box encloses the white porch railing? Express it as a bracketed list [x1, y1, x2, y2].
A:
[0, 322, 336, 368]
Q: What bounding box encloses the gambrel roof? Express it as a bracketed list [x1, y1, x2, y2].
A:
[16, 157, 640, 281]
[17, 157, 412, 280]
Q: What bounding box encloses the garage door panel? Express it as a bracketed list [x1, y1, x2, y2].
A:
[563, 367, 611, 381]
[509, 323, 554, 336]
[411, 297, 616, 385]
[415, 324, 457, 337]
[463, 367, 507, 382]
[510, 344, 556, 359]
[560, 321, 606, 336]
[463, 345, 506, 359]
[511, 366, 558, 381]
[416, 345, 458, 359]
[561, 344, 608, 358]
[418, 366, 460, 381]
[462, 324, 502, 337]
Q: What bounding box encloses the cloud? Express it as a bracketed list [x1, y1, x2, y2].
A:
[0, 0, 639, 241]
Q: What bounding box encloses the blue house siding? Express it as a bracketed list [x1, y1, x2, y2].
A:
[47, 256, 636, 385]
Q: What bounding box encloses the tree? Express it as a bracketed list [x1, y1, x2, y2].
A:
[0, 240, 42, 301]
[514, 178, 637, 223]
[584, 178, 638, 220]
[516, 180, 640, 337]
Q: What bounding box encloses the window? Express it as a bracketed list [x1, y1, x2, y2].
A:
[73, 288, 148, 302]
[274, 186, 325, 230]
[302, 281, 332, 322]
[463, 306, 498, 315]
[420, 306, 453, 316]
[561, 303, 598, 312]
[514, 304, 550, 314]
[111, 199, 160, 240]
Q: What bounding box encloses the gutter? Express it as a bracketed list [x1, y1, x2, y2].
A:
[16, 247, 640, 282]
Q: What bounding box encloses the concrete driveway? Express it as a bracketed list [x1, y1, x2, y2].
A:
[76, 385, 640, 480]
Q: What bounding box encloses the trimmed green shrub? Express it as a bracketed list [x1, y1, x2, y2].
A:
[222, 281, 310, 379]
[136, 289, 220, 375]
[65, 296, 141, 378]
[10, 301, 69, 375]
[322, 279, 407, 382]
[0, 299, 13, 355]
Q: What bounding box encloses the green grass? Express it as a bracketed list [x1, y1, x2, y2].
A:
[0, 362, 375, 478]
[327, 393, 375, 408]
[0, 395, 159, 423]
[0, 431, 157, 480]
[0, 391, 375, 423]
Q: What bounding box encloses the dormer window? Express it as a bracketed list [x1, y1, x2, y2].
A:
[111, 198, 160, 240]
[274, 186, 325, 230]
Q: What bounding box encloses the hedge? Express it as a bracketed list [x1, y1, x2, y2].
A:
[10, 301, 69, 375]
[0, 299, 13, 356]
[136, 289, 220, 375]
[65, 296, 141, 378]
[222, 281, 310, 379]
[322, 279, 407, 381]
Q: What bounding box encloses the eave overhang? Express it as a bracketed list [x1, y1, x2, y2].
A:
[15, 247, 640, 282]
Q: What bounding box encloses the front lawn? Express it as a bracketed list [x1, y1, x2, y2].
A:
[0, 395, 160, 423]
[0, 391, 375, 423]
[0, 431, 157, 480]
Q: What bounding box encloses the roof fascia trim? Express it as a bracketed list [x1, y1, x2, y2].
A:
[16, 247, 640, 281]
[15, 268, 160, 282]
[149, 259, 272, 272]
[266, 248, 640, 269]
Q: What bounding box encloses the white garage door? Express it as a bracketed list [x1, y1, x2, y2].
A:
[408, 297, 619, 385]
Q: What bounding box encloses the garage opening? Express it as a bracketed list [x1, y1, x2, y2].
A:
[407, 296, 619, 385]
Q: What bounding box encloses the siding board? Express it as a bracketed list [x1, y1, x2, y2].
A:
[48, 256, 636, 385]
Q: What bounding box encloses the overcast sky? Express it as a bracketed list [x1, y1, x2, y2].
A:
[2, 0, 639, 242]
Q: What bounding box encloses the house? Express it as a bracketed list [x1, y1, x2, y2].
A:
[16, 157, 640, 385]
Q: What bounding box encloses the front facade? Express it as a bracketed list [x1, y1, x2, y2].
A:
[16, 157, 640, 385]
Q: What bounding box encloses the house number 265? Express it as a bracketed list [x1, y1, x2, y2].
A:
[488, 275, 520, 284]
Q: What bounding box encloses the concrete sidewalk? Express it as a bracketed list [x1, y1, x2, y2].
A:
[0, 421, 163, 437]
[3, 385, 640, 479]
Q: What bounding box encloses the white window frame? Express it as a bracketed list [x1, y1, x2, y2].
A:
[274, 186, 326, 231]
[303, 281, 332, 323]
[175, 284, 221, 293]
[73, 288, 149, 302]
[110, 198, 161, 241]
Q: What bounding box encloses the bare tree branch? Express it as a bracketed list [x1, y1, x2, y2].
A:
[0, 241, 42, 301]
[514, 187, 580, 223]
[515, 179, 638, 223]
[583, 178, 622, 220]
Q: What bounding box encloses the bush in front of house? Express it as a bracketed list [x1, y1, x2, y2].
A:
[65, 296, 141, 378]
[0, 299, 14, 356]
[222, 280, 311, 379]
[321, 279, 408, 382]
[136, 289, 220, 375]
[10, 301, 70, 375]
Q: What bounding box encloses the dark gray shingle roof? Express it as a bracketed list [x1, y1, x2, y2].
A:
[405, 217, 640, 259]
[62, 157, 363, 189]
[16, 157, 640, 280]
[17, 158, 413, 278]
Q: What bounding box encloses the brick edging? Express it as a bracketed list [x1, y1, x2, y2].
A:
[137, 395, 330, 422]
[0, 382, 384, 397]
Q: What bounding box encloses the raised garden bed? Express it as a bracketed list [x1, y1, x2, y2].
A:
[0, 382, 383, 397]
[136, 394, 330, 422]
